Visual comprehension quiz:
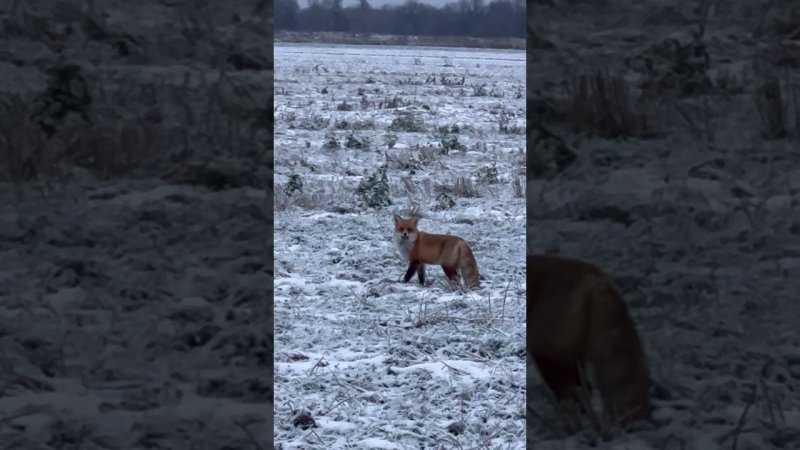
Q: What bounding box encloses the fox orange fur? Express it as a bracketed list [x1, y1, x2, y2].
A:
[527, 254, 652, 425]
[393, 214, 480, 289]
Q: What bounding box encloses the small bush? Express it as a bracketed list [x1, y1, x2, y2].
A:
[298, 115, 330, 130]
[284, 173, 303, 196]
[334, 118, 375, 130]
[628, 38, 712, 98]
[336, 100, 354, 111]
[31, 64, 92, 138]
[345, 133, 369, 149]
[496, 109, 522, 134]
[475, 164, 500, 184]
[434, 127, 466, 154]
[356, 163, 391, 208]
[434, 191, 455, 211]
[388, 111, 424, 132]
[323, 133, 339, 150]
[439, 136, 466, 154]
[384, 132, 398, 149]
[379, 95, 407, 109]
[437, 124, 462, 134]
[387, 151, 421, 172]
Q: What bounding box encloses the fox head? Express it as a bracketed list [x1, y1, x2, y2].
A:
[393, 214, 419, 245]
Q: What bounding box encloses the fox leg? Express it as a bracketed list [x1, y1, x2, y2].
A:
[533, 355, 589, 411]
[442, 266, 459, 286]
[404, 260, 420, 283]
[417, 263, 426, 285]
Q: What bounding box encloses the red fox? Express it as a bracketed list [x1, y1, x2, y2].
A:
[393, 214, 480, 289]
[527, 254, 652, 425]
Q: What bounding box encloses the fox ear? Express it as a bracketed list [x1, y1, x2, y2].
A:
[411, 216, 419, 225]
[393, 214, 401, 225]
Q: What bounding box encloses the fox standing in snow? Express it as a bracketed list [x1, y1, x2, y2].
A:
[527, 254, 652, 426]
[393, 213, 480, 289]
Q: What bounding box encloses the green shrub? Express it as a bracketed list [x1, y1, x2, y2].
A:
[356, 163, 391, 208]
[433, 127, 466, 154]
[345, 133, 369, 149]
[475, 164, 500, 184]
[388, 111, 424, 132]
[323, 133, 339, 150]
[284, 173, 303, 196]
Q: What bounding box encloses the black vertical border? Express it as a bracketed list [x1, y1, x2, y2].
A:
[263, 0, 276, 445]
[265, 0, 276, 444]
[526, 4, 539, 447]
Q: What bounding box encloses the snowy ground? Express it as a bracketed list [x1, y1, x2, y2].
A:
[274, 44, 527, 448]
[0, 1, 271, 448]
[0, 182, 271, 449]
[529, 1, 800, 448]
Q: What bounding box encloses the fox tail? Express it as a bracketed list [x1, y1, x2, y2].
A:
[457, 242, 480, 289]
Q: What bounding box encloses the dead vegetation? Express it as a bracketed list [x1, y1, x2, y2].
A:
[753, 72, 800, 140]
[563, 72, 652, 139]
[0, 1, 271, 184]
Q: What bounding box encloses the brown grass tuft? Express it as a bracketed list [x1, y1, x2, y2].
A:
[564, 71, 651, 138]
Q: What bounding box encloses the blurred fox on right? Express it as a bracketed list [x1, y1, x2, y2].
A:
[527, 254, 652, 427]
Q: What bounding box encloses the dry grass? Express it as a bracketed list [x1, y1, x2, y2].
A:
[0, 95, 46, 182]
[563, 71, 651, 138]
[753, 72, 799, 140]
[453, 176, 479, 198]
[274, 178, 354, 212]
[1, 3, 271, 183]
[512, 177, 525, 198]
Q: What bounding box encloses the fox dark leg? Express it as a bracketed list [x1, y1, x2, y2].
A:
[417, 263, 426, 285]
[533, 355, 582, 400]
[404, 260, 420, 283]
[442, 266, 458, 282]
[533, 355, 591, 413]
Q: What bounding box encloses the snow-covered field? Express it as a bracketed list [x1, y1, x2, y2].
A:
[0, 182, 271, 448]
[528, 1, 800, 448]
[0, 1, 271, 448]
[274, 44, 527, 448]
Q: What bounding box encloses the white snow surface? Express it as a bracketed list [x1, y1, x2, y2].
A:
[274, 44, 527, 448]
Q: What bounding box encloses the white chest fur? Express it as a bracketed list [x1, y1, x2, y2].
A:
[393, 234, 413, 261]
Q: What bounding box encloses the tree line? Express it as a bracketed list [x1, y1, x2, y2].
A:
[275, 0, 525, 39]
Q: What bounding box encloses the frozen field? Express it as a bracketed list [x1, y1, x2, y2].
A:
[0, 0, 271, 448]
[0, 182, 271, 448]
[274, 44, 527, 448]
[529, 0, 800, 448]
